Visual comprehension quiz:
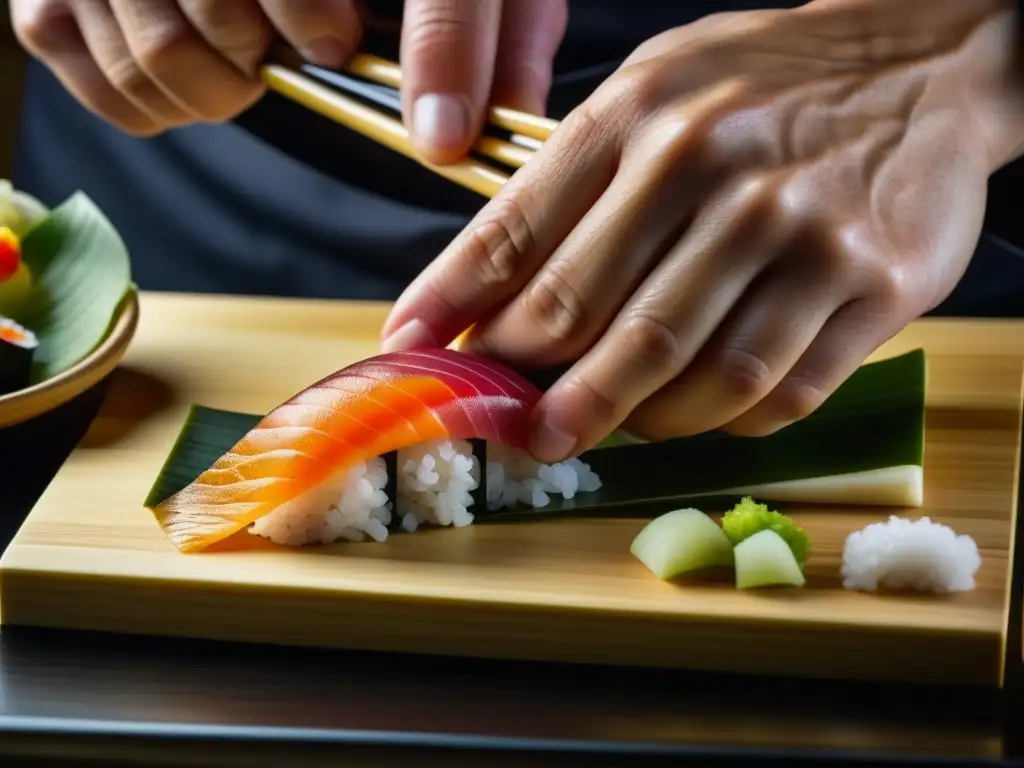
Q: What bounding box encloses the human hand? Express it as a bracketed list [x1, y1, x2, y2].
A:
[381, 0, 1024, 462]
[10, 0, 566, 161]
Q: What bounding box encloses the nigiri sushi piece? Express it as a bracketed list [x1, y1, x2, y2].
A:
[150, 348, 602, 553]
[0, 315, 37, 394]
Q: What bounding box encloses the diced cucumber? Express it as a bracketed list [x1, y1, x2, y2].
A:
[734, 529, 806, 589]
[630, 508, 734, 579]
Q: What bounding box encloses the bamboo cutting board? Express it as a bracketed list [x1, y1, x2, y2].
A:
[1, 292, 1022, 687]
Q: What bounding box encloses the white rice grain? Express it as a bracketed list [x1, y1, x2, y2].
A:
[485, 444, 602, 511]
[397, 438, 481, 530]
[250, 456, 392, 546]
[248, 438, 604, 547]
[841, 515, 981, 594]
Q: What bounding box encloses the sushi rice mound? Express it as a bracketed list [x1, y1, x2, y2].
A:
[841, 515, 981, 594]
[249, 438, 602, 546]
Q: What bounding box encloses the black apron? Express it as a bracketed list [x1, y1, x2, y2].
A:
[12, 1, 1024, 315]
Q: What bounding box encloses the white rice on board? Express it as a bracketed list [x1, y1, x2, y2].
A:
[249, 438, 603, 546]
[840, 515, 981, 594]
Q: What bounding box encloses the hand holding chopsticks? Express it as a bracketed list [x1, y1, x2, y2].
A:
[345, 54, 559, 144]
[9, 0, 564, 159]
[259, 45, 554, 199]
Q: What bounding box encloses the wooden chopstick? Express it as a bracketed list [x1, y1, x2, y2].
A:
[473, 136, 535, 169]
[260, 62, 510, 198]
[296, 61, 536, 170]
[263, 44, 540, 172]
[346, 53, 559, 143]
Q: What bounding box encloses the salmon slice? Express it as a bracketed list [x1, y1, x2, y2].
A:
[150, 348, 543, 553]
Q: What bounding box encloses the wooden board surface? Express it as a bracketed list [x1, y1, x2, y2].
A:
[1, 292, 1022, 687]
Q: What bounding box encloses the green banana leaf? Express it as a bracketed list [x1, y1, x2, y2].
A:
[2, 190, 133, 384]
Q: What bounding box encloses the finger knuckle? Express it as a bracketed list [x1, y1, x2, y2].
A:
[696, 105, 742, 152]
[592, 64, 652, 121]
[180, 0, 268, 56]
[558, 100, 606, 156]
[403, 5, 476, 54]
[641, 111, 706, 165]
[459, 197, 536, 291]
[130, 17, 194, 73]
[542, 100, 620, 182]
[619, 312, 685, 373]
[714, 346, 773, 401]
[775, 171, 822, 220]
[766, 379, 826, 426]
[623, 32, 669, 65]
[103, 55, 153, 98]
[562, 373, 620, 426]
[522, 267, 586, 346]
[735, 174, 787, 238]
[810, 223, 871, 285]
[556, 68, 649, 160]
[633, 89, 751, 175]
[861, 260, 908, 308]
[13, 0, 67, 53]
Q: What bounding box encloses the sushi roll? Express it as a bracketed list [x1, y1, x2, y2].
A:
[0, 316, 37, 395]
[150, 348, 603, 552]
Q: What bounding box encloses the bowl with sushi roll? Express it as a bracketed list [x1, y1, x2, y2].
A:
[0, 180, 138, 428]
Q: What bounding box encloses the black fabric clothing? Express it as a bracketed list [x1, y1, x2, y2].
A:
[11, 1, 1024, 315]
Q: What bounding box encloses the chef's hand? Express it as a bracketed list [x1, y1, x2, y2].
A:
[382, 0, 1024, 462]
[10, 0, 566, 163]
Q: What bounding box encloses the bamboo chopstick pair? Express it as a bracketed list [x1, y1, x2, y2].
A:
[259, 45, 559, 198]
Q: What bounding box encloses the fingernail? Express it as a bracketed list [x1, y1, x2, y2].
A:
[381, 319, 436, 353]
[530, 414, 578, 463]
[301, 37, 347, 68]
[411, 93, 471, 152]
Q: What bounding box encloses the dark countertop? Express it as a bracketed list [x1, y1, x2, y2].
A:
[0, 380, 1021, 767]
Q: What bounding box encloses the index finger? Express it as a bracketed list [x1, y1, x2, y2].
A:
[380, 102, 620, 353]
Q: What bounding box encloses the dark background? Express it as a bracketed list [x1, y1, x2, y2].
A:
[0, 2, 27, 180]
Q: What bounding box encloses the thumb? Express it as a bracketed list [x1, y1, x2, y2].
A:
[258, 0, 362, 68]
[400, 0, 503, 165]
